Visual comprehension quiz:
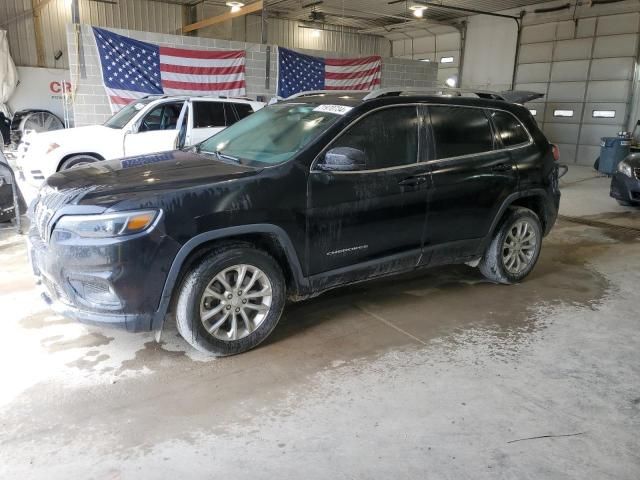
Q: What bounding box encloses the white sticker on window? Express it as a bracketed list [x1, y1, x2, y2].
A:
[313, 104, 353, 115]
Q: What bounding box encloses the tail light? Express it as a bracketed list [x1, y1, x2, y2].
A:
[551, 144, 560, 162]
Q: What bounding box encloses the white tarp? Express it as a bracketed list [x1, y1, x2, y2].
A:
[0, 30, 18, 116]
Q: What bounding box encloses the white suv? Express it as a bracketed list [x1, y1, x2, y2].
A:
[16, 96, 264, 187]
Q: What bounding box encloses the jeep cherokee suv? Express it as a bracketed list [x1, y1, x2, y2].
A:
[28, 89, 561, 356]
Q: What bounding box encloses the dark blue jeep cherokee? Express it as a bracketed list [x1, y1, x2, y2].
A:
[28, 89, 561, 356]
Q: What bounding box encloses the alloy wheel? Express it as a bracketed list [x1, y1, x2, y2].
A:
[502, 219, 537, 275]
[199, 264, 272, 341]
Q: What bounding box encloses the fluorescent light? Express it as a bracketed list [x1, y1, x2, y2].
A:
[226, 1, 244, 12]
[410, 6, 428, 17]
[592, 110, 615, 118]
[553, 109, 574, 117]
[440, 56, 454, 64]
[421, 58, 431, 62]
[529, 109, 537, 116]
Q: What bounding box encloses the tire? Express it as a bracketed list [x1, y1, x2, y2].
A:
[479, 207, 542, 285]
[176, 244, 286, 356]
[616, 199, 636, 207]
[59, 154, 99, 171]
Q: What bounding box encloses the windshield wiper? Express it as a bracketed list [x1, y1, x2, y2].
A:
[214, 150, 241, 163]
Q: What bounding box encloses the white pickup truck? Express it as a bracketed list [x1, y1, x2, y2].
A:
[16, 95, 264, 188]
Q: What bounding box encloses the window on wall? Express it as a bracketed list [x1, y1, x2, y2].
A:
[592, 110, 616, 118]
[489, 111, 530, 147]
[553, 109, 574, 118]
[440, 56, 454, 63]
[429, 106, 494, 159]
[529, 109, 537, 116]
[330, 107, 419, 170]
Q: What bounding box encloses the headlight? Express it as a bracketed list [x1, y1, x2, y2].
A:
[617, 160, 633, 178]
[54, 209, 159, 238]
[46, 143, 60, 154]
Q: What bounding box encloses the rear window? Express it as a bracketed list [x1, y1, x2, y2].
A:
[232, 103, 255, 120]
[489, 110, 530, 147]
[193, 101, 226, 128]
[429, 106, 494, 159]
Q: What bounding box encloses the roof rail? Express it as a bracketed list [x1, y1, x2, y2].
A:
[363, 87, 507, 101]
[284, 90, 368, 100]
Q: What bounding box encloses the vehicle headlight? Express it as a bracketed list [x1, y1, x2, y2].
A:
[617, 160, 633, 178]
[46, 143, 60, 154]
[54, 209, 159, 238]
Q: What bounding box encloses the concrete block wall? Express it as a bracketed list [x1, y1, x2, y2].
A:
[67, 24, 437, 127]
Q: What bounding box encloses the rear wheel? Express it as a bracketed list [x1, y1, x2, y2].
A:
[176, 245, 286, 356]
[59, 154, 99, 170]
[479, 207, 542, 284]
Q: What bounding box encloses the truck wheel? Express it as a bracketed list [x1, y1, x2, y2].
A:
[59, 154, 99, 170]
[479, 207, 542, 285]
[176, 245, 286, 356]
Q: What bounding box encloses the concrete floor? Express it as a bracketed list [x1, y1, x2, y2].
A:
[1, 166, 639, 479]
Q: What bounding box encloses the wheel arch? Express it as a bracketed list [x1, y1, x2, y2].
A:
[57, 152, 105, 171]
[483, 189, 554, 251]
[151, 224, 309, 332]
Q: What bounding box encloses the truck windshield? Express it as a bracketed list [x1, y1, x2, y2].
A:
[104, 99, 153, 129]
[199, 103, 343, 166]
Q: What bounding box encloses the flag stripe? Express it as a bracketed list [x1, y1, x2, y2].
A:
[159, 46, 245, 59]
[325, 78, 381, 91]
[158, 56, 245, 68]
[161, 71, 245, 84]
[159, 63, 245, 76]
[161, 79, 246, 91]
[325, 66, 381, 81]
[325, 61, 381, 74]
[325, 56, 382, 67]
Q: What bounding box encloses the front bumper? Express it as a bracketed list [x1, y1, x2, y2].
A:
[610, 172, 640, 204]
[27, 220, 180, 332]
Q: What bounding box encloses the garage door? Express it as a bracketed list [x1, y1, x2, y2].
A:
[515, 13, 639, 165]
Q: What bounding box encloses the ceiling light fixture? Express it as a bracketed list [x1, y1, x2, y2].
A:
[226, 1, 244, 13]
[409, 5, 428, 18]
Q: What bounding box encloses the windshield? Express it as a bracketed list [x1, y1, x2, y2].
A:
[104, 99, 154, 129]
[199, 103, 344, 166]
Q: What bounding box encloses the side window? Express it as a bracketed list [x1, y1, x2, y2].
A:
[330, 107, 419, 170]
[489, 110, 530, 147]
[139, 102, 183, 132]
[429, 106, 494, 159]
[193, 101, 226, 128]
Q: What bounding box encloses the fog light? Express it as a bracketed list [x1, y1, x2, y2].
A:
[68, 278, 121, 308]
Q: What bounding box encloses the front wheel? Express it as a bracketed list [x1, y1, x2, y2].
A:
[479, 207, 542, 284]
[176, 245, 286, 356]
[59, 154, 99, 170]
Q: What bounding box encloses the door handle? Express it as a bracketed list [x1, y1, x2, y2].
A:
[492, 163, 512, 172]
[398, 173, 429, 187]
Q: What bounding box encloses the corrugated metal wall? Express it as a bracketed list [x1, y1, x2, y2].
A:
[1, 0, 183, 69]
[243, 15, 390, 57]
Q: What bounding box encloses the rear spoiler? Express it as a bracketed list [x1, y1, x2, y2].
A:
[498, 91, 545, 104]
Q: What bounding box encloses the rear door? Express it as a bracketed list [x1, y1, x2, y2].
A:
[188, 101, 228, 145]
[424, 105, 519, 264]
[307, 105, 430, 280]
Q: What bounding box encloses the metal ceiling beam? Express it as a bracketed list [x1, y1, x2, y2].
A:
[182, 0, 263, 33]
[411, 1, 521, 21]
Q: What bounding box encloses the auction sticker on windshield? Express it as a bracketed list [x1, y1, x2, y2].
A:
[313, 105, 353, 115]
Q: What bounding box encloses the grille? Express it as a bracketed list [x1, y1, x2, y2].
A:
[634, 168, 640, 180]
[32, 186, 91, 242]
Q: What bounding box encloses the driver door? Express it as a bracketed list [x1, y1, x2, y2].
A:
[124, 101, 187, 156]
[306, 105, 430, 283]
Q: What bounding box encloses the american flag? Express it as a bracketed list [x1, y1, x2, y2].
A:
[93, 27, 246, 111]
[277, 47, 381, 98]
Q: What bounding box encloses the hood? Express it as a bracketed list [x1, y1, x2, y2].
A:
[45, 149, 261, 206]
[28, 124, 115, 146]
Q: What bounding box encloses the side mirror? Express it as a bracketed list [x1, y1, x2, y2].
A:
[318, 147, 366, 172]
